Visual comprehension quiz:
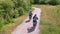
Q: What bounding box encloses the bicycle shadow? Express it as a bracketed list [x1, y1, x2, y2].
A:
[25, 20, 37, 33]
[25, 20, 30, 23]
[27, 25, 36, 33]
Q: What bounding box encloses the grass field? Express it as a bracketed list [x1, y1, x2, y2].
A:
[0, 13, 28, 34]
[33, 5, 60, 34]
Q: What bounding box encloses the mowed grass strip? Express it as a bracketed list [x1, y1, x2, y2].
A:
[33, 5, 60, 34]
[0, 13, 28, 34]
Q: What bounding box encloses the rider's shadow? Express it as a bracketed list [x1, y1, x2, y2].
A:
[25, 20, 30, 23]
[25, 19, 37, 33]
[27, 26, 36, 33]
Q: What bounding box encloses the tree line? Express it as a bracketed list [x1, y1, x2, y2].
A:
[33, 0, 60, 5]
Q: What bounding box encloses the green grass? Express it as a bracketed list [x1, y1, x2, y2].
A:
[0, 13, 28, 34]
[33, 5, 60, 34]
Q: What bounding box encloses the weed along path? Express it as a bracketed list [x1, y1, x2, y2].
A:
[11, 7, 41, 34]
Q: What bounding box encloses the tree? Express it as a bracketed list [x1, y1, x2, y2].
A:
[0, 0, 32, 29]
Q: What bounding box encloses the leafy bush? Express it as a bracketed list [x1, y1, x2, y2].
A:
[0, 0, 32, 29]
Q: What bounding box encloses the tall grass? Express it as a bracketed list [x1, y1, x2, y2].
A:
[33, 5, 60, 34]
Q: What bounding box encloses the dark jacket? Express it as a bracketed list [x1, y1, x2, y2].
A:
[33, 15, 38, 23]
[29, 11, 33, 17]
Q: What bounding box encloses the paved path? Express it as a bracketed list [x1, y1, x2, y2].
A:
[11, 7, 41, 34]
